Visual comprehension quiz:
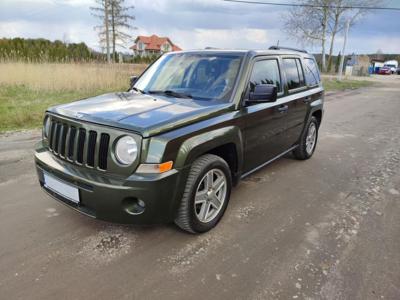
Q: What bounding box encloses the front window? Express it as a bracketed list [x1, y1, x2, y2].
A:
[134, 53, 243, 101]
[249, 59, 282, 93]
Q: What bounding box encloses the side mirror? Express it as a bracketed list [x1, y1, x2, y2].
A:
[246, 84, 277, 105]
[130, 76, 138, 89]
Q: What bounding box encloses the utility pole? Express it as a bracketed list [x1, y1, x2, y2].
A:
[105, 0, 111, 63]
[338, 19, 350, 80]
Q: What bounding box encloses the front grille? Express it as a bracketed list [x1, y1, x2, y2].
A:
[48, 119, 110, 170]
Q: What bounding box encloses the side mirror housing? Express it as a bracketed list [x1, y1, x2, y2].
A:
[130, 76, 138, 89]
[246, 84, 277, 105]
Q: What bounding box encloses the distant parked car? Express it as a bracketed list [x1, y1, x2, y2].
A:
[378, 66, 392, 75]
[383, 60, 398, 74]
[397, 67, 400, 75]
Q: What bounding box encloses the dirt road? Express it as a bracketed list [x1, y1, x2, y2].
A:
[1, 75, 399, 300]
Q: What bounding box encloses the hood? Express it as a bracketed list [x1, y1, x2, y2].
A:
[49, 92, 233, 137]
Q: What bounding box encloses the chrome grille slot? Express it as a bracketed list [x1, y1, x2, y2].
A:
[87, 131, 97, 167]
[59, 124, 68, 157]
[76, 128, 86, 164]
[68, 126, 77, 160]
[49, 121, 56, 151]
[98, 133, 110, 170]
[54, 123, 62, 153]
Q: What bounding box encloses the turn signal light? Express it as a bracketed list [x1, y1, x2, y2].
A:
[136, 161, 174, 174]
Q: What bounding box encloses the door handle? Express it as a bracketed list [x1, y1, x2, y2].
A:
[277, 105, 289, 113]
[303, 96, 312, 103]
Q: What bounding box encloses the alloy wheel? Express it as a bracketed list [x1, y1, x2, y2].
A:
[306, 122, 317, 155]
[194, 168, 227, 223]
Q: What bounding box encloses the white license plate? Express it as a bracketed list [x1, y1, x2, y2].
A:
[44, 173, 80, 204]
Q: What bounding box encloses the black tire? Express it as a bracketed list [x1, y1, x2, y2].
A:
[174, 154, 232, 234]
[293, 116, 319, 160]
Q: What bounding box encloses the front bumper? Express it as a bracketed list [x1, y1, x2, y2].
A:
[35, 144, 188, 224]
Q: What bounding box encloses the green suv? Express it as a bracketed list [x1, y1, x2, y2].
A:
[35, 47, 324, 233]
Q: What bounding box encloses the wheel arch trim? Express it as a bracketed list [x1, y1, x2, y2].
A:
[174, 126, 244, 171]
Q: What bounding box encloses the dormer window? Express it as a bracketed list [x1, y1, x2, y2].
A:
[138, 41, 145, 50]
[162, 42, 171, 52]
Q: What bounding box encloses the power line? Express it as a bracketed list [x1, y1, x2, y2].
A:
[222, 0, 400, 11]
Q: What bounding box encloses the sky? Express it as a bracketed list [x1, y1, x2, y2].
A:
[0, 0, 399, 55]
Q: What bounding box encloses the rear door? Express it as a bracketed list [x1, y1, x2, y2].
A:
[281, 57, 309, 145]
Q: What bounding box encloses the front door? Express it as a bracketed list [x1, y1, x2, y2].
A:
[242, 57, 289, 173]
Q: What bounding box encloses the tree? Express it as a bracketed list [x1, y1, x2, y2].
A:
[335, 51, 342, 72]
[326, 0, 347, 72]
[326, 0, 381, 72]
[91, 0, 136, 63]
[284, 0, 384, 73]
[375, 49, 384, 60]
[283, 0, 332, 72]
[0, 38, 93, 62]
[91, 0, 111, 63]
[109, 0, 136, 61]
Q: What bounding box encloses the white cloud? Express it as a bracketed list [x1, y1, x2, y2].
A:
[190, 28, 271, 49]
[0, 0, 399, 54]
[1, 0, 54, 3]
[1, 0, 92, 4]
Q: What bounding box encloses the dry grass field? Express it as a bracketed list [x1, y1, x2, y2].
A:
[0, 62, 147, 132]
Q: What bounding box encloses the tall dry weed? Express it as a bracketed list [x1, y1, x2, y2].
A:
[0, 62, 147, 92]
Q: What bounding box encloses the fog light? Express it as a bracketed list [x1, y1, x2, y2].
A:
[122, 197, 145, 215]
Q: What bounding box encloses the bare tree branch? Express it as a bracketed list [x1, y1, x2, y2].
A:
[91, 0, 136, 62]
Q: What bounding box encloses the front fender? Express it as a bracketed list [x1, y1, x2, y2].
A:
[174, 126, 243, 170]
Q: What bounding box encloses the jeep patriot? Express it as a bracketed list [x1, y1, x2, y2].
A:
[35, 47, 324, 233]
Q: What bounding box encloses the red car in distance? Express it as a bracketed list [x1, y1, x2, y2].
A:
[378, 66, 392, 75]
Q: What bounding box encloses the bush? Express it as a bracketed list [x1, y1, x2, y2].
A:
[0, 38, 94, 62]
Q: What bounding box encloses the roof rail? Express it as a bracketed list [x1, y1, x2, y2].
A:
[268, 46, 308, 53]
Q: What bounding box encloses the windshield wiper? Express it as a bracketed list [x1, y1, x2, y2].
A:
[130, 87, 146, 94]
[148, 90, 192, 99]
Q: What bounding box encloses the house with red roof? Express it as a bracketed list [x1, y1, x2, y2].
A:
[130, 34, 182, 57]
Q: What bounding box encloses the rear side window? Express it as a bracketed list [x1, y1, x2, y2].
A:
[304, 58, 321, 86]
[283, 58, 305, 90]
[249, 59, 282, 92]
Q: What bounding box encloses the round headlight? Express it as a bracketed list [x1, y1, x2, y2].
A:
[115, 136, 138, 165]
[44, 116, 51, 138]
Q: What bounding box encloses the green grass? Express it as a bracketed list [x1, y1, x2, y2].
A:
[322, 78, 372, 92]
[0, 84, 116, 132]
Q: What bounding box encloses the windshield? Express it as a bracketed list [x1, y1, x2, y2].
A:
[134, 53, 243, 101]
